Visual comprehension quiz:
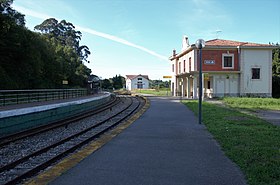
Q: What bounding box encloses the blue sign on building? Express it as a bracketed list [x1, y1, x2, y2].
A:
[204, 60, 215, 64]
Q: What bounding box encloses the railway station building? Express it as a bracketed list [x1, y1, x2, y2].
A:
[169, 36, 277, 98]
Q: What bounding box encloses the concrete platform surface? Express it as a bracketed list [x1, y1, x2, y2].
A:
[50, 96, 247, 185]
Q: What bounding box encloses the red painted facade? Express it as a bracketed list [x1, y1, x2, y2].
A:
[197, 49, 239, 71]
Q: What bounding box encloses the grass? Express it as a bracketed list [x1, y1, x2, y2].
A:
[222, 97, 280, 110]
[182, 100, 280, 185]
[113, 88, 171, 96]
[113, 89, 132, 95]
[132, 88, 171, 96]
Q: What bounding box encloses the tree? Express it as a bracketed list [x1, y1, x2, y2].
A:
[272, 45, 280, 97]
[272, 46, 280, 76]
[0, 1, 92, 89]
[34, 18, 92, 88]
[34, 18, 91, 64]
[101, 79, 113, 90]
[0, 0, 28, 89]
[149, 80, 170, 89]
[0, 0, 25, 26]
[112, 75, 125, 89]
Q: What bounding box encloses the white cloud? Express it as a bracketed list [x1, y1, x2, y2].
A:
[76, 26, 168, 61]
[12, 5, 168, 62]
[13, 5, 51, 20]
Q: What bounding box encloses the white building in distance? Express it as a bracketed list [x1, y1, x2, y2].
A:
[126, 74, 149, 90]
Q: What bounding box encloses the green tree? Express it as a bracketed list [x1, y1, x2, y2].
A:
[101, 79, 113, 90]
[149, 80, 170, 89]
[272, 46, 280, 76]
[0, 0, 28, 89]
[0, 1, 92, 89]
[272, 44, 280, 97]
[34, 18, 92, 88]
[0, 0, 25, 26]
[112, 75, 125, 89]
[34, 18, 91, 64]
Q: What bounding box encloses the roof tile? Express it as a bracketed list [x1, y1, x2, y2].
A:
[205, 39, 272, 47]
[126, 74, 149, 80]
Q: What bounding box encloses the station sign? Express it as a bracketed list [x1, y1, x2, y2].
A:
[62, 80, 68, 85]
[204, 60, 215, 64]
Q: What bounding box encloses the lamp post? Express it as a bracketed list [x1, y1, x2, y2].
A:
[195, 39, 205, 124]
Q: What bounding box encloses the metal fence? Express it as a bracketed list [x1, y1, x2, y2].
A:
[0, 89, 88, 106]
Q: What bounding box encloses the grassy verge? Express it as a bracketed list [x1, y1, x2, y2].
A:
[222, 97, 280, 110]
[182, 100, 280, 185]
[132, 88, 171, 96]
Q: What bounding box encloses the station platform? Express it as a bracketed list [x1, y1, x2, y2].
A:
[0, 93, 105, 112]
[33, 96, 247, 185]
[0, 93, 113, 136]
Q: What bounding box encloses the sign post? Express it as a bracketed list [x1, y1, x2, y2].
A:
[163, 76, 172, 96]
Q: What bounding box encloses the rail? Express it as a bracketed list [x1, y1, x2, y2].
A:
[0, 89, 88, 106]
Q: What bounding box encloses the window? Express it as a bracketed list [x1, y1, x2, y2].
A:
[189, 57, 191, 72]
[138, 78, 142, 80]
[183, 60, 186, 72]
[172, 64, 174, 72]
[179, 62, 181, 73]
[222, 54, 234, 69]
[252, 68, 260, 79]
[137, 81, 143, 89]
[207, 81, 210, 89]
[224, 57, 232, 67]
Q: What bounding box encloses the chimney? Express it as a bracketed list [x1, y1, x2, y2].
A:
[182, 35, 190, 51]
[173, 49, 176, 57]
[185, 36, 189, 46]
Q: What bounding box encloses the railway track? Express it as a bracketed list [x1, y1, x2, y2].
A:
[0, 95, 119, 147]
[0, 95, 146, 185]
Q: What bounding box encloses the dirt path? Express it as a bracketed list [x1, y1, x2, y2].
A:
[253, 110, 280, 126]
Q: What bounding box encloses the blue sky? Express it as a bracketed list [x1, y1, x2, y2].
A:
[12, 0, 280, 80]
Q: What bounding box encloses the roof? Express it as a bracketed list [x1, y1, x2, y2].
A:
[205, 39, 274, 47]
[170, 38, 278, 60]
[126, 74, 149, 80]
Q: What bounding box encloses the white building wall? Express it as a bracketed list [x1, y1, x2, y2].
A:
[126, 79, 132, 90]
[171, 59, 177, 96]
[131, 78, 137, 90]
[142, 78, 149, 89]
[178, 57, 183, 74]
[176, 50, 195, 74]
[190, 50, 196, 72]
[240, 49, 272, 97]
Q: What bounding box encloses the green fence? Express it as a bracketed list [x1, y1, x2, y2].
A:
[0, 89, 88, 106]
[0, 93, 114, 136]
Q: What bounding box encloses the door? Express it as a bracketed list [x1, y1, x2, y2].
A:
[217, 79, 224, 97]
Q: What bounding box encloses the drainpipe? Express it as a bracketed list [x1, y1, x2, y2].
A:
[237, 46, 241, 96]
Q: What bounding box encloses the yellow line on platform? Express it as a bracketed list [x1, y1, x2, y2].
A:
[25, 96, 150, 185]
